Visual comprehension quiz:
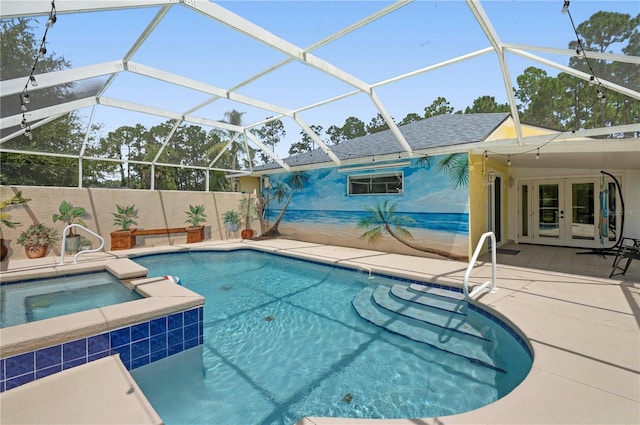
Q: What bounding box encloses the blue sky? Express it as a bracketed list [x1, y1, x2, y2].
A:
[30, 1, 640, 156]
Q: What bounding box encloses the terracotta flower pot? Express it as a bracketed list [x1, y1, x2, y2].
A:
[25, 244, 48, 259]
[241, 229, 254, 239]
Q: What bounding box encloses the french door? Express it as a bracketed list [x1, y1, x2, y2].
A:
[518, 177, 618, 248]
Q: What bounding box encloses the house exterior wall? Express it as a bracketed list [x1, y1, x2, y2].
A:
[262, 156, 470, 261]
[468, 153, 511, 254]
[0, 186, 247, 261]
[506, 167, 640, 245]
[238, 176, 260, 195]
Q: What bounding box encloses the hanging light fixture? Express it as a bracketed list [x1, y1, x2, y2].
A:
[39, 46, 47, 59]
[588, 75, 596, 86]
[46, 14, 57, 29]
[29, 75, 38, 87]
[21, 117, 28, 128]
[561, 1, 570, 14]
[575, 44, 585, 59]
[507, 156, 511, 166]
[536, 148, 540, 160]
[21, 92, 30, 104]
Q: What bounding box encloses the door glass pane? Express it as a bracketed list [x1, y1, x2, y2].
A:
[521, 185, 528, 237]
[539, 184, 559, 238]
[571, 183, 594, 240]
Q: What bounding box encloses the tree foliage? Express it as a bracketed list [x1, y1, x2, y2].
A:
[366, 113, 391, 134]
[424, 97, 454, 118]
[289, 124, 323, 155]
[252, 118, 286, 164]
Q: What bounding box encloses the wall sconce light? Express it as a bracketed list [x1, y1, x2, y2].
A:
[509, 177, 515, 188]
[487, 171, 496, 185]
[262, 176, 271, 188]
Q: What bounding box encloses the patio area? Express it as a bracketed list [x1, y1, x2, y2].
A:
[1, 238, 638, 424]
[483, 242, 640, 284]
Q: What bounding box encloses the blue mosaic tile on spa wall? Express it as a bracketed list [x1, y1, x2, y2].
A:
[0, 306, 203, 392]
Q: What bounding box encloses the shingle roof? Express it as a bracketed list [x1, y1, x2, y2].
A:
[254, 112, 510, 171]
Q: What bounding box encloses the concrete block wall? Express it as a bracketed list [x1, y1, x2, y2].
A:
[0, 186, 249, 260]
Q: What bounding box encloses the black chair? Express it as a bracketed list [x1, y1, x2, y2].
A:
[609, 237, 640, 277]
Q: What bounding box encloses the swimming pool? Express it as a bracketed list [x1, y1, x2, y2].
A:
[0, 271, 142, 328]
[131, 250, 532, 424]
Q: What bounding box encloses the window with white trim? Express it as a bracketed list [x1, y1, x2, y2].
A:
[348, 172, 404, 195]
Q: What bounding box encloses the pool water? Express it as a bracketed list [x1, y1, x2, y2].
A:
[131, 250, 532, 424]
[0, 272, 142, 327]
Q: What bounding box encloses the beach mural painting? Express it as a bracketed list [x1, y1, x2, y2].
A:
[262, 155, 470, 260]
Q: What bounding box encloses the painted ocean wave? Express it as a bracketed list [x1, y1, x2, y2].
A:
[264, 209, 468, 234]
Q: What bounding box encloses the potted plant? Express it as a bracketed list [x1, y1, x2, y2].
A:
[238, 193, 258, 239]
[0, 191, 30, 261]
[221, 210, 241, 238]
[79, 236, 92, 251]
[16, 223, 59, 259]
[110, 204, 137, 250]
[52, 200, 88, 254]
[185, 204, 207, 243]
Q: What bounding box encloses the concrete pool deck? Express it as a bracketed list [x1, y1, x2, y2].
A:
[1, 238, 638, 424]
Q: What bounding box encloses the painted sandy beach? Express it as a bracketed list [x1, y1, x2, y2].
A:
[270, 221, 469, 261]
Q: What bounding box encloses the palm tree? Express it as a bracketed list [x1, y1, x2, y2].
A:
[223, 109, 245, 171]
[264, 171, 309, 237]
[357, 200, 466, 261]
[214, 109, 246, 191]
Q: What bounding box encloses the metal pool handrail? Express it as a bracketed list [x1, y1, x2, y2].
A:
[463, 231, 497, 299]
[59, 224, 105, 265]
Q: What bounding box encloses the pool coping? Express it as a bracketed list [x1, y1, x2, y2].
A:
[1, 239, 638, 425]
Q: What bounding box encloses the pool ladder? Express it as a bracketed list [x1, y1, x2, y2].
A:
[463, 231, 497, 299]
[58, 224, 105, 265]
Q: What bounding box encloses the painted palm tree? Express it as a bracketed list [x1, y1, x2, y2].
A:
[414, 154, 468, 188]
[436, 153, 468, 188]
[414, 155, 431, 169]
[264, 171, 309, 237]
[357, 200, 466, 261]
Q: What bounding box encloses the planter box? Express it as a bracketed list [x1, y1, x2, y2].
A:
[110, 229, 136, 250]
[186, 226, 205, 243]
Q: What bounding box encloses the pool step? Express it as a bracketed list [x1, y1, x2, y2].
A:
[352, 284, 506, 373]
[373, 286, 486, 341]
[390, 283, 467, 315]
